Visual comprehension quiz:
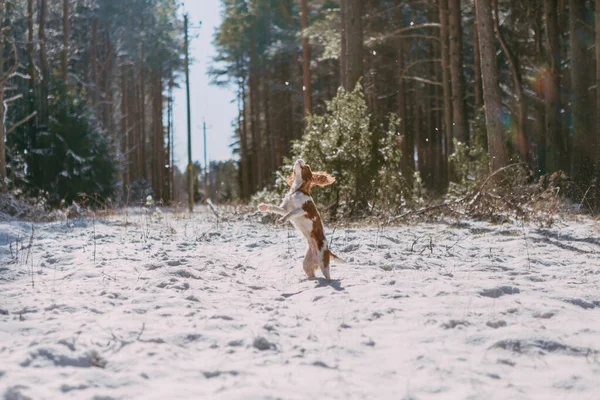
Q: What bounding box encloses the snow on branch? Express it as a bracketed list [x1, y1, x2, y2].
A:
[5, 111, 37, 136]
[3, 93, 23, 104]
[368, 23, 441, 45]
[402, 76, 442, 87]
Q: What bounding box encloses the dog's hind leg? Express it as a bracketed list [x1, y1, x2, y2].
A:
[303, 246, 317, 280]
[317, 246, 331, 281]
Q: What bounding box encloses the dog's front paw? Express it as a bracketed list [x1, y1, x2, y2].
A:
[258, 203, 269, 212]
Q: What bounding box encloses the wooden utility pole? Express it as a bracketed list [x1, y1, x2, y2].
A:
[203, 120, 208, 196]
[184, 14, 193, 212]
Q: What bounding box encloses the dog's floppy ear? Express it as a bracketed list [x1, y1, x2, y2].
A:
[311, 172, 335, 186]
[286, 171, 296, 186]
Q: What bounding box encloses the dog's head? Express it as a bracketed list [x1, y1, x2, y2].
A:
[287, 159, 335, 194]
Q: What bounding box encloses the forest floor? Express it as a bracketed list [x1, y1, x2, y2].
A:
[1, 207, 600, 399]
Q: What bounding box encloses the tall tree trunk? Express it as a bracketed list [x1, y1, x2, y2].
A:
[476, 0, 509, 171]
[91, 17, 98, 110]
[0, 0, 5, 190]
[342, 0, 364, 91]
[596, 0, 600, 181]
[26, 0, 38, 184]
[140, 33, 147, 181]
[152, 69, 164, 201]
[473, 1, 483, 108]
[543, 0, 564, 173]
[493, 0, 529, 163]
[439, 0, 453, 174]
[27, 0, 35, 107]
[569, 0, 595, 192]
[134, 69, 142, 181]
[249, 19, 263, 190]
[263, 78, 275, 177]
[365, 0, 376, 111]
[120, 65, 129, 190]
[39, 0, 49, 127]
[430, 2, 443, 193]
[166, 82, 172, 203]
[340, 0, 347, 88]
[169, 77, 175, 202]
[128, 67, 137, 183]
[275, 61, 286, 167]
[104, 34, 114, 140]
[238, 76, 249, 200]
[397, 39, 414, 188]
[448, 0, 469, 144]
[300, 0, 312, 117]
[61, 0, 70, 83]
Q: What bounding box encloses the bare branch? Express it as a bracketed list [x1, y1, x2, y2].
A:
[3, 93, 23, 104]
[401, 58, 441, 77]
[369, 23, 441, 44]
[5, 111, 37, 136]
[402, 76, 442, 87]
[9, 72, 31, 80]
[0, 43, 18, 84]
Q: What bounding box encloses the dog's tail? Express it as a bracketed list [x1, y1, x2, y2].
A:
[328, 249, 346, 264]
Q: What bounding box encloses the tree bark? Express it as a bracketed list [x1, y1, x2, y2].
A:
[249, 18, 263, 190]
[39, 0, 49, 127]
[62, 0, 70, 83]
[91, 17, 98, 110]
[120, 65, 129, 189]
[439, 0, 453, 159]
[473, 1, 483, 108]
[569, 0, 595, 189]
[140, 26, 147, 181]
[238, 74, 249, 199]
[543, 0, 564, 173]
[152, 69, 164, 201]
[340, 0, 347, 88]
[104, 34, 114, 140]
[0, 0, 5, 190]
[475, 0, 509, 171]
[300, 0, 312, 117]
[397, 39, 414, 188]
[493, 0, 529, 163]
[448, 0, 469, 144]
[263, 78, 275, 177]
[342, 0, 364, 91]
[27, 0, 35, 105]
[595, 0, 600, 181]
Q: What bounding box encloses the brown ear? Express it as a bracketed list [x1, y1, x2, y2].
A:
[286, 171, 296, 186]
[311, 172, 335, 186]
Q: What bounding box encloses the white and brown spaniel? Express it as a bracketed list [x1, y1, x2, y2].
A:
[259, 159, 343, 281]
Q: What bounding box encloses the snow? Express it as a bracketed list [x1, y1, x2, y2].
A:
[1, 207, 600, 399]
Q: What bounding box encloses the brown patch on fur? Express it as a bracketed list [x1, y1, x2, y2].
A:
[301, 201, 325, 251]
[323, 248, 330, 268]
[290, 165, 335, 195]
[311, 172, 335, 186]
[301, 164, 313, 181]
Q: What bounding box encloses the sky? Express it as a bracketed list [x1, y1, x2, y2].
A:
[172, 0, 237, 171]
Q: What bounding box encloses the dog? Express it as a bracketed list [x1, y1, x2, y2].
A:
[258, 159, 343, 281]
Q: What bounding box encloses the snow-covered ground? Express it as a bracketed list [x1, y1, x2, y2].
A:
[1, 207, 599, 400]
